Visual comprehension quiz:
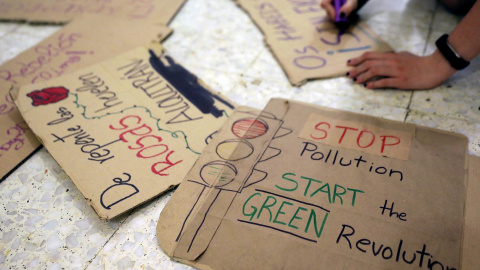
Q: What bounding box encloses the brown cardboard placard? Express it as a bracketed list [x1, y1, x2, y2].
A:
[237, 0, 392, 85]
[462, 155, 480, 269]
[13, 42, 235, 219]
[0, 0, 186, 24]
[0, 14, 172, 181]
[157, 98, 469, 269]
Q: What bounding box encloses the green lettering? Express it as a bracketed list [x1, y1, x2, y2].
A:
[347, 188, 365, 206]
[333, 184, 346, 205]
[310, 183, 331, 203]
[305, 210, 329, 238]
[257, 196, 277, 221]
[242, 192, 261, 221]
[276, 173, 298, 192]
[301, 176, 322, 196]
[273, 201, 293, 225]
[288, 206, 307, 229]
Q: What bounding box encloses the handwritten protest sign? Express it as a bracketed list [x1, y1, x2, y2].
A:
[0, 0, 186, 24]
[0, 14, 172, 181]
[157, 98, 470, 269]
[237, 0, 392, 85]
[13, 42, 235, 219]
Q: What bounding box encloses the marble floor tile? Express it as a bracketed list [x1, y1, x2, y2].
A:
[185, 66, 243, 95]
[0, 22, 20, 39]
[170, 0, 264, 74]
[410, 69, 480, 123]
[86, 191, 194, 270]
[360, 0, 436, 55]
[0, 148, 126, 270]
[242, 47, 290, 83]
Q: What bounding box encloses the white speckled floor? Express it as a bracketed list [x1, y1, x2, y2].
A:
[1, 0, 479, 269]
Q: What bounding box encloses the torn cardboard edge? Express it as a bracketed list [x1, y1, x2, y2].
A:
[0, 145, 42, 183]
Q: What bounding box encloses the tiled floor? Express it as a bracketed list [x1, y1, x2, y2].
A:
[1, 0, 479, 269]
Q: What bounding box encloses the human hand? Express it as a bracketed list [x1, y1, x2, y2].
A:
[346, 50, 457, 90]
[320, 0, 359, 21]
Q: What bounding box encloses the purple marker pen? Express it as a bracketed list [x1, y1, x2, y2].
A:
[334, 0, 348, 23]
[334, 0, 349, 33]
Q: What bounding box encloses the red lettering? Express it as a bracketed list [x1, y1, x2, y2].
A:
[128, 134, 162, 150]
[335, 126, 358, 144]
[137, 144, 169, 159]
[109, 115, 142, 130]
[109, 114, 182, 176]
[380, 136, 401, 153]
[357, 130, 375, 148]
[118, 124, 152, 142]
[311, 122, 330, 140]
[151, 151, 183, 176]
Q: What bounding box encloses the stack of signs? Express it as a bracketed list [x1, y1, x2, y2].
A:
[13, 42, 235, 219]
[157, 98, 478, 269]
[237, 0, 392, 85]
[0, 14, 174, 181]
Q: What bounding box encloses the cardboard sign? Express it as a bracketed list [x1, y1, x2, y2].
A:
[0, 0, 186, 24]
[462, 155, 480, 269]
[237, 0, 392, 85]
[157, 98, 469, 269]
[13, 42, 235, 219]
[0, 14, 172, 181]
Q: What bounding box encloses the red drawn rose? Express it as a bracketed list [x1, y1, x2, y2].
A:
[27, 86, 69, 106]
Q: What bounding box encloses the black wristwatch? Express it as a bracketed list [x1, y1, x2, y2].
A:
[435, 34, 470, 70]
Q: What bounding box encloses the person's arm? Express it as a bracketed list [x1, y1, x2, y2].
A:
[447, 1, 480, 61]
[347, 1, 480, 90]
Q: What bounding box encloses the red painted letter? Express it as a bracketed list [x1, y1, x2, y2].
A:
[335, 126, 358, 144]
[380, 135, 400, 153]
[311, 122, 330, 140]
